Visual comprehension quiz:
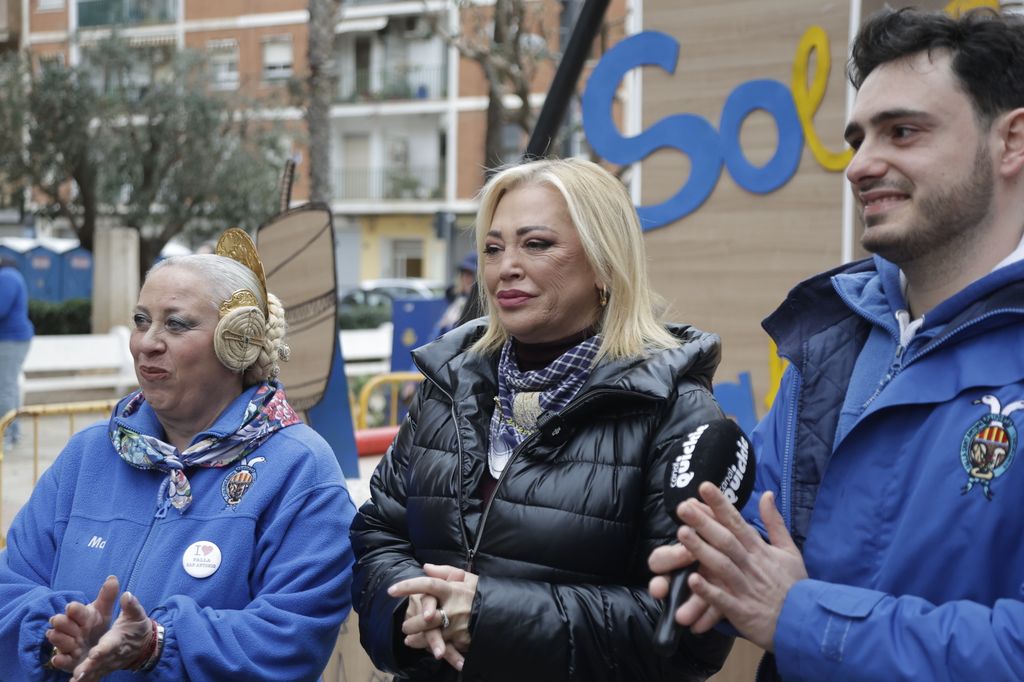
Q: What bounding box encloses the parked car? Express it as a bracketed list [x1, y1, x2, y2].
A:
[338, 278, 446, 329]
[359, 278, 447, 300]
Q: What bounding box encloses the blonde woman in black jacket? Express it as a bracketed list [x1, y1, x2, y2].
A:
[351, 158, 732, 681]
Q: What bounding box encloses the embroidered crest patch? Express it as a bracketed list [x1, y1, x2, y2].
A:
[221, 456, 266, 506]
[960, 395, 1024, 500]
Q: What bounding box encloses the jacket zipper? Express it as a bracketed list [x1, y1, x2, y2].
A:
[125, 512, 160, 596]
[908, 307, 1024, 365]
[114, 420, 175, 597]
[418, 371, 475, 557]
[780, 367, 799, 531]
[464, 431, 538, 572]
[466, 388, 654, 570]
[859, 343, 906, 411]
[858, 307, 1024, 412]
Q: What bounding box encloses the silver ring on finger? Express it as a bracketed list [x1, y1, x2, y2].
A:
[438, 608, 451, 629]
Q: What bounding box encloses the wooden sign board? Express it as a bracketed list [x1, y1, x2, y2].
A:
[256, 204, 338, 412]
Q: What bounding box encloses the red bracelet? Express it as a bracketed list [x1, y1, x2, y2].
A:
[129, 619, 158, 671]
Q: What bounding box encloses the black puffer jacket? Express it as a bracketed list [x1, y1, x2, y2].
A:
[351, 320, 733, 681]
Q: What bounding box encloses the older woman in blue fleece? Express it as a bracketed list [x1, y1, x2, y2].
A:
[0, 229, 355, 681]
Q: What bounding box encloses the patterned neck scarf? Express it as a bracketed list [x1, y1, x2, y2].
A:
[488, 335, 600, 477]
[110, 381, 300, 514]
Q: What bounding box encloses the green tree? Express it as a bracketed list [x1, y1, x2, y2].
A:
[432, 0, 557, 168]
[0, 38, 286, 277]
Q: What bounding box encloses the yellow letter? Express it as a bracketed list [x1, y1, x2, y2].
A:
[791, 26, 852, 172]
[944, 0, 999, 18]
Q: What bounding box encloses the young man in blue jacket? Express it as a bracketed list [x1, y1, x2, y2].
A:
[650, 8, 1024, 681]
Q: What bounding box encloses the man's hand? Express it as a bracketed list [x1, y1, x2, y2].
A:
[649, 538, 725, 633]
[675, 483, 807, 651]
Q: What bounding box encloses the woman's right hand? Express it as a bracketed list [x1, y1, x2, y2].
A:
[46, 575, 119, 672]
[391, 564, 478, 671]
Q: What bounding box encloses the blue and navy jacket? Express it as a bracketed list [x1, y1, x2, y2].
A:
[746, 255, 1024, 681]
[0, 384, 356, 681]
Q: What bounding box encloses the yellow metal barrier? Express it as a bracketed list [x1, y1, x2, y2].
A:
[356, 372, 423, 430]
[0, 400, 118, 549]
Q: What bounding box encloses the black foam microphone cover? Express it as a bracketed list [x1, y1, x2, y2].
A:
[653, 419, 756, 656]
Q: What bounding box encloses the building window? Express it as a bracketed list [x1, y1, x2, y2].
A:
[37, 0, 64, 11]
[262, 37, 293, 81]
[390, 239, 423, 278]
[207, 39, 239, 90]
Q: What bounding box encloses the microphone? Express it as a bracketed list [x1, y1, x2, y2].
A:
[653, 419, 756, 656]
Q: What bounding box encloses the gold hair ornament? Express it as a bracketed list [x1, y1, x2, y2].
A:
[215, 228, 268, 317]
[219, 290, 260, 318]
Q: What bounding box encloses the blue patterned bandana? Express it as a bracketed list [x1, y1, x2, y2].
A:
[488, 335, 600, 477]
[110, 381, 300, 513]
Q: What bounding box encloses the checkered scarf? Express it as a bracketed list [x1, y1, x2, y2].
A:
[488, 335, 600, 477]
[110, 381, 300, 514]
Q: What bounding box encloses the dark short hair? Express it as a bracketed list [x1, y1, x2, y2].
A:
[849, 8, 1024, 123]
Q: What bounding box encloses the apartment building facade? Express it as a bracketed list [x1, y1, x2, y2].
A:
[20, 0, 626, 288]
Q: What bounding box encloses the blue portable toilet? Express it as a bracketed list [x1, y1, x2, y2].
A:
[0, 237, 34, 280]
[24, 244, 61, 302]
[60, 246, 93, 300]
[0, 244, 26, 272]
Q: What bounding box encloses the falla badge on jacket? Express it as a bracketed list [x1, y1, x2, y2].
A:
[960, 395, 1023, 501]
[183, 540, 222, 578]
[221, 456, 266, 506]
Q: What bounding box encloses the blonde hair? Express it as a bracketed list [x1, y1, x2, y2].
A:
[470, 157, 677, 361]
[148, 255, 289, 386]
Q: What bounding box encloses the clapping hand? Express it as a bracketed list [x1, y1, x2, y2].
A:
[71, 589, 154, 681]
[46, 575, 119, 673]
[671, 484, 807, 651]
[45, 575, 157, 680]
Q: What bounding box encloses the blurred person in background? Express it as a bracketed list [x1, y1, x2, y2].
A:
[351, 158, 733, 681]
[0, 257, 33, 445]
[435, 252, 478, 337]
[0, 229, 355, 681]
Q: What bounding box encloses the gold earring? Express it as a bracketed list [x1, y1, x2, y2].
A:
[599, 286, 608, 307]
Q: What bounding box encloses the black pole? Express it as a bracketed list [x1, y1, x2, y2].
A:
[524, 0, 611, 159]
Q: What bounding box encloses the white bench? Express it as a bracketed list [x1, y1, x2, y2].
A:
[21, 326, 138, 403]
[339, 323, 393, 376]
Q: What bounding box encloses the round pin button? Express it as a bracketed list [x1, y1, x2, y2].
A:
[182, 540, 222, 579]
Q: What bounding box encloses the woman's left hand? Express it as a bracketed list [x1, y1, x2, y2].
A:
[70, 591, 154, 681]
[390, 563, 478, 664]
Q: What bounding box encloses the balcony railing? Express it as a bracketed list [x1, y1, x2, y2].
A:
[78, 0, 177, 28]
[338, 64, 447, 103]
[335, 166, 445, 201]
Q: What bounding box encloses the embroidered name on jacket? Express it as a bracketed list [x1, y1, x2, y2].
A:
[961, 395, 1024, 500]
[222, 456, 266, 506]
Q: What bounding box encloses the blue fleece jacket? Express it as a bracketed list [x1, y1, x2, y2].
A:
[0, 384, 356, 681]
